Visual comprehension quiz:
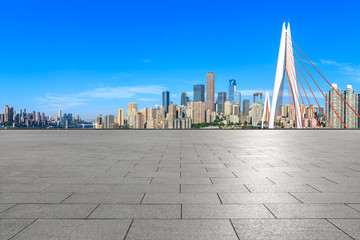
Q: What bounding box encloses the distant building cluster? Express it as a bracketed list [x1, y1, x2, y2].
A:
[94, 72, 267, 129]
[0, 107, 82, 129]
[272, 84, 360, 129]
[2, 72, 360, 129]
[325, 84, 360, 128]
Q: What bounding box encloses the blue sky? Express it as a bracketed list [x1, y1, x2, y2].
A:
[1, 0, 359, 119]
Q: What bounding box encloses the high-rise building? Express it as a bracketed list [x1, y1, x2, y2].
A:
[326, 84, 343, 128]
[184, 96, 189, 106]
[344, 85, 357, 128]
[4, 105, 14, 122]
[104, 115, 115, 129]
[216, 92, 227, 114]
[228, 79, 236, 103]
[167, 104, 177, 121]
[181, 92, 187, 106]
[224, 100, 233, 117]
[249, 102, 263, 126]
[135, 112, 144, 129]
[189, 101, 206, 124]
[116, 108, 125, 126]
[162, 91, 170, 113]
[243, 99, 250, 116]
[206, 72, 215, 111]
[95, 114, 103, 129]
[193, 84, 205, 102]
[253, 91, 263, 103]
[233, 103, 240, 116]
[127, 102, 138, 123]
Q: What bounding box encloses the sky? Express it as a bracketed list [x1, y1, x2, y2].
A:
[1, 0, 360, 119]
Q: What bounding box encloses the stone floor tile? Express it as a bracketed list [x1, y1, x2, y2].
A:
[42, 184, 115, 193]
[0, 204, 98, 219]
[182, 204, 274, 219]
[181, 184, 248, 193]
[291, 193, 360, 203]
[142, 193, 220, 204]
[219, 193, 300, 204]
[89, 204, 180, 219]
[328, 219, 360, 239]
[126, 219, 238, 240]
[265, 203, 360, 218]
[0, 192, 72, 204]
[63, 192, 144, 204]
[11, 219, 131, 240]
[232, 219, 352, 240]
[111, 184, 179, 193]
[0, 219, 35, 240]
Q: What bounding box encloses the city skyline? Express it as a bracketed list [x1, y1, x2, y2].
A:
[1, 1, 360, 119]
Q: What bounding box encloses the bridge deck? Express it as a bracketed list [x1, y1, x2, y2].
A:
[0, 130, 359, 239]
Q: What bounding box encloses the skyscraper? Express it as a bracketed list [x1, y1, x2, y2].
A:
[127, 102, 138, 122]
[162, 91, 170, 113]
[184, 96, 189, 106]
[206, 72, 215, 111]
[243, 99, 250, 116]
[4, 105, 14, 122]
[181, 92, 187, 106]
[104, 115, 115, 129]
[189, 101, 206, 124]
[228, 79, 236, 103]
[344, 85, 357, 128]
[117, 108, 125, 126]
[193, 84, 205, 102]
[326, 84, 343, 128]
[216, 92, 227, 114]
[224, 100, 233, 116]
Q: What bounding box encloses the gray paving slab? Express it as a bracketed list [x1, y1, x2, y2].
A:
[111, 184, 180, 193]
[348, 204, 360, 212]
[142, 193, 221, 204]
[232, 219, 352, 240]
[265, 203, 360, 218]
[42, 183, 116, 193]
[219, 193, 301, 204]
[11, 219, 131, 240]
[328, 219, 360, 240]
[0, 183, 51, 192]
[63, 192, 144, 204]
[182, 204, 274, 219]
[245, 184, 318, 193]
[0, 204, 14, 214]
[181, 184, 248, 193]
[0, 204, 98, 219]
[125, 219, 239, 240]
[0, 219, 35, 240]
[150, 177, 212, 185]
[0, 130, 359, 238]
[0, 192, 72, 204]
[291, 193, 360, 203]
[89, 204, 180, 219]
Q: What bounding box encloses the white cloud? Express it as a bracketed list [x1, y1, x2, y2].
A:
[40, 85, 166, 109]
[320, 59, 340, 66]
[143, 59, 151, 63]
[320, 59, 360, 83]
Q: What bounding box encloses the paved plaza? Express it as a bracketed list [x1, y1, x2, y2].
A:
[0, 130, 360, 239]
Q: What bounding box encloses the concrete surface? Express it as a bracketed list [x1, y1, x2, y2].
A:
[0, 130, 359, 239]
